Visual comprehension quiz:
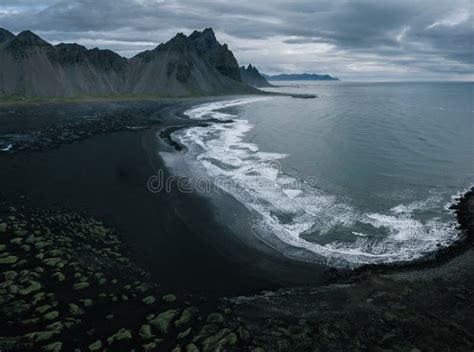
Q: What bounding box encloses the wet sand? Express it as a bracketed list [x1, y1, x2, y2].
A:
[0, 99, 331, 296]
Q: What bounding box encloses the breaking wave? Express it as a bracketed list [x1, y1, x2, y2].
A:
[171, 98, 463, 268]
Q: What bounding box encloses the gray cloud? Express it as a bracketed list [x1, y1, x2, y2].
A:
[0, 0, 472, 80]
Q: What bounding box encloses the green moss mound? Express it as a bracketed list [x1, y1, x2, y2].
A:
[0, 206, 248, 351]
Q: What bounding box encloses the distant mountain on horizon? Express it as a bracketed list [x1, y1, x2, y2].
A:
[263, 73, 339, 81]
[239, 64, 273, 88]
[0, 28, 259, 98]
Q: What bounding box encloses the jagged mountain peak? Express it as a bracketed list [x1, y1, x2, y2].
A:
[133, 28, 241, 83]
[169, 32, 188, 41]
[242, 64, 261, 73]
[202, 27, 216, 35]
[187, 28, 241, 81]
[189, 27, 216, 41]
[162, 32, 191, 49]
[240, 64, 273, 88]
[189, 28, 220, 53]
[244, 64, 259, 74]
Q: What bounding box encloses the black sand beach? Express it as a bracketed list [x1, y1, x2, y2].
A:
[1, 98, 473, 351]
[0, 99, 331, 296]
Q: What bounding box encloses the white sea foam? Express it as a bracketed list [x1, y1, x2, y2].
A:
[0, 144, 12, 152]
[444, 183, 474, 212]
[352, 232, 368, 237]
[173, 98, 463, 267]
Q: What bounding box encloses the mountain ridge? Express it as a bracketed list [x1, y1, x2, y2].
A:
[0, 28, 259, 98]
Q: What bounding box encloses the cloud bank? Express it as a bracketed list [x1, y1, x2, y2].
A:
[1, 0, 472, 80]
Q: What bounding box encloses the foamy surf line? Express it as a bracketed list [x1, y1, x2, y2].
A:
[171, 98, 463, 268]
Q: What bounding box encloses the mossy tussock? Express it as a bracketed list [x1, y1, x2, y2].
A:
[0, 205, 254, 351]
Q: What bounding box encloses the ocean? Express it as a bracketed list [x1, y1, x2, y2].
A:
[167, 81, 473, 268]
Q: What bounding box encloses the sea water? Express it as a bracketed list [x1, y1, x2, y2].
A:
[171, 82, 473, 267]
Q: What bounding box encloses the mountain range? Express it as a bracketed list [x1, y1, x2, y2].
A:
[263, 73, 339, 81]
[0, 28, 259, 98]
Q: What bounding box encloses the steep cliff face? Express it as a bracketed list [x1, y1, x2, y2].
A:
[240, 64, 273, 87]
[52, 44, 129, 95]
[129, 29, 255, 96]
[0, 30, 61, 96]
[0, 28, 258, 98]
[189, 28, 242, 82]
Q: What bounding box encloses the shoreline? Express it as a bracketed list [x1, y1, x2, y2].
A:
[0, 90, 316, 108]
[329, 187, 474, 284]
[346, 187, 474, 277]
[161, 98, 473, 275]
[0, 97, 330, 296]
[1, 97, 474, 350]
[1, 95, 472, 281]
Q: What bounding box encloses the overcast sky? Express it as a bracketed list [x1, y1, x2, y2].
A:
[0, 0, 472, 80]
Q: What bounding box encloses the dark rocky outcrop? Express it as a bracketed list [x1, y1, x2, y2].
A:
[52, 44, 128, 73]
[189, 28, 242, 82]
[239, 64, 273, 87]
[128, 29, 256, 97]
[52, 43, 89, 64]
[0, 27, 258, 98]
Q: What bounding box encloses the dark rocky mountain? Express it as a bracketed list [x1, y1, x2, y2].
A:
[239, 64, 273, 87]
[128, 29, 256, 96]
[189, 28, 242, 82]
[263, 73, 339, 81]
[13, 30, 51, 47]
[53, 44, 128, 72]
[0, 28, 258, 98]
[0, 30, 129, 97]
[2, 30, 53, 59]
